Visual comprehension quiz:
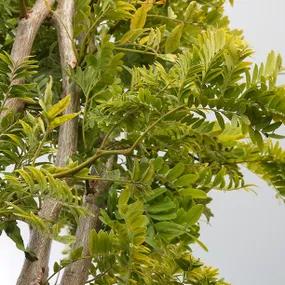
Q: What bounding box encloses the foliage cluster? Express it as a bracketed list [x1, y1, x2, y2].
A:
[0, 0, 285, 284]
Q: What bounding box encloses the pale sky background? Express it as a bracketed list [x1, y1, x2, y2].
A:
[1, 1, 285, 284]
[193, 1, 285, 285]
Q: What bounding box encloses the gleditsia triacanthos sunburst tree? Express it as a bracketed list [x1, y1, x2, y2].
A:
[0, 0, 285, 284]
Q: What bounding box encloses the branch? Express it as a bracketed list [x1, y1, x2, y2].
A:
[147, 14, 204, 27]
[16, 1, 78, 285]
[59, 157, 115, 285]
[1, 0, 55, 119]
[52, 0, 79, 166]
[54, 105, 186, 179]
[99, 108, 140, 150]
[84, 267, 112, 284]
[115, 46, 157, 56]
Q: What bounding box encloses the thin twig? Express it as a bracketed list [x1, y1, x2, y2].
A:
[53, 105, 186, 179]
[84, 267, 112, 284]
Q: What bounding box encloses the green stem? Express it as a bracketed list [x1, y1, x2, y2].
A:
[53, 105, 185, 178]
[99, 108, 140, 149]
[31, 131, 49, 166]
[147, 14, 203, 27]
[82, 92, 90, 149]
[84, 267, 112, 284]
[117, 43, 158, 55]
[76, 175, 146, 186]
[79, 9, 108, 62]
[44, 256, 92, 285]
[114, 47, 157, 56]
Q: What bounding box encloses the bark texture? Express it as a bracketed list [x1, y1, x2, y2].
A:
[60, 158, 114, 285]
[16, 1, 78, 284]
[1, 0, 55, 119]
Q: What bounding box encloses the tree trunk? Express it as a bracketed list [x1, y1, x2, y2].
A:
[16, 1, 78, 284]
[60, 158, 114, 285]
[1, 0, 56, 119]
[60, 194, 101, 285]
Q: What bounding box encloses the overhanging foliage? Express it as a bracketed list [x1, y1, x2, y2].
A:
[0, 1, 284, 284]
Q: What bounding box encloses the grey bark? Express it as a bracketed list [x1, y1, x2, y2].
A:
[1, 0, 56, 119]
[60, 158, 114, 285]
[16, 1, 78, 285]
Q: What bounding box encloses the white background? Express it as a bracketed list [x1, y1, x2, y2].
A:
[193, 1, 285, 285]
[1, 1, 285, 284]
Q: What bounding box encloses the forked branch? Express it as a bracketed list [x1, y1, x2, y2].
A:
[54, 105, 186, 179]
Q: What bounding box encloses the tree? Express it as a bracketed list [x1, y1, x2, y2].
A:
[0, 0, 285, 284]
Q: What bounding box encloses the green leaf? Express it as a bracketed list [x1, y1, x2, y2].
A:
[179, 188, 208, 199]
[99, 210, 114, 227]
[26, 167, 47, 190]
[17, 169, 34, 188]
[195, 238, 208, 251]
[184, 1, 197, 21]
[141, 164, 155, 184]
[118, 187, 130, 215]
[88, 229, 97, 256]
[24, 250, 38, 262]
[152, 157, 164, 171]
[147, 198, 176, 214]
[43, 76, 53, 110]
[150, 212, 177, 221]
[188, 204, 204, 225]
[53, 262, 61, 273]
[165, 23, 184, 53]
[174, 174, 198, 187]
[19, 120, 33, 136]
[157, 54, 177, 63]
[215, 112, 225, 130]
[130, 4, 152, 30]
[267, 133, 285, 139]
[4, 221, 25, 251]
[70, 247, 83, 261]
[166, 162, 185, 180]
[120, 29, 144, 44]
[145, 187, 167, 202]
[249, 128, 264, 150]
[49, 113, 79, 130]
[212, 167, 226, 187]
[132, 159, 140, 180]
[155, 221, 185, 234]
[46, 95, 71, 120]
[262, 122, 282, 133]
[187, 233, 209, 251]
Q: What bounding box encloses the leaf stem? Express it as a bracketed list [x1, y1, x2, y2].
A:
[53, 105, 185, 178]
[31, 131, 49, 166]
[114, 47, 157, 56]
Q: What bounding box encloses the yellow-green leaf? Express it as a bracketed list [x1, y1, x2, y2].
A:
[70, 247, 83, 261]
[166, 162, 185, 180]
[46, 95, 71, 120]
[49, 113, 79, 130]
[130, 3, 152, 30]
[165, 23, 184, 53]
[188, 204, 204, 225]
[88, 229, 97, 256]
[184, 1, 197, 21]
[174, 173, 198, 187]
[119, 28, 144, 44]
[118, 187, 130, 215]
[44, 76, 53, 109]
[179, 188, 208, 199]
